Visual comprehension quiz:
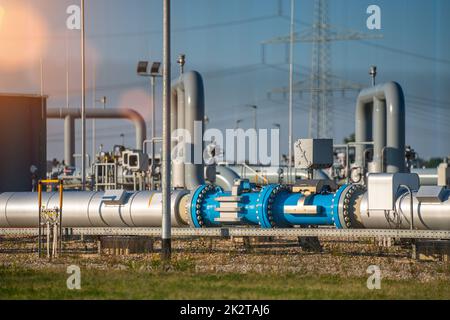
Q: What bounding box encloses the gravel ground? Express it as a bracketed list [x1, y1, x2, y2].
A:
[0, 235, 449, 283]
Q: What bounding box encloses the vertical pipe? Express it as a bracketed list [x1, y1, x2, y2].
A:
[151, 76, 156, 189]
[161, 0, 171, 261]
[355, 99, 372, 170]
[65, 29, 70, 109]
[92, 63, 96, 163]
[183, 71, 205, 190]
[173, 86, 185, 189]
[385, 82, 405, 173]
[80, 0, 87, 190]
[64, 115, 75, 167]
[372, 97, 386, 172]
[288, 0, 295, 183]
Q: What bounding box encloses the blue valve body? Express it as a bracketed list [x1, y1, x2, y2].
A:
[189, 184, 348, 229]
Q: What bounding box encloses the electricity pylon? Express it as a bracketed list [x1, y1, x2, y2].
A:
[263, 0, 382, 138]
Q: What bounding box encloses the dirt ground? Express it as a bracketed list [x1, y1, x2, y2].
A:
[0, 235, 449, 283]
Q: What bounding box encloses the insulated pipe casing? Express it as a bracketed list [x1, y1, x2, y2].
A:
[0, 190, 188, 228]
[355, 82, 406, 174]
[48, 108, 147, 167]
[359, 189, 450, 230]
[171, 71, 205, 190]
[371, 97, 386, 173]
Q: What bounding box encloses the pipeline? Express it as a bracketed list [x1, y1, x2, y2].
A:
[186, 177, 450, 230]
[1, 175, 450, 230]
[355, 81, 406, 175]
[0, 190, 188, 228]
[47, 108, 147, 167]
[171, 71, 205, 190]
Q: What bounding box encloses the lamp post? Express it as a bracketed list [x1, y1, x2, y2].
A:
[161, 0, 171, 262]
[287, 0, 295, 184]
[80, 0, 87, 190]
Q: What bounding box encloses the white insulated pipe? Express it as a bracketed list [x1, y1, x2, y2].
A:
[355, 82, 406, 174]
[0, 190, 189, 228]
[171, 71, 205, 190]
[358, 189, 450, 230]
[47, 108, 147, 167]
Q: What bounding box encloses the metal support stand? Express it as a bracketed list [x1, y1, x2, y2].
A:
[38, 180, 64, 258]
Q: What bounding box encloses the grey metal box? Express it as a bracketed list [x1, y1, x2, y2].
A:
[416, 186, 446, 203]
[294, 139, 333, 170]
[367, 173, 420, 211]
[437, 163, 450, 187]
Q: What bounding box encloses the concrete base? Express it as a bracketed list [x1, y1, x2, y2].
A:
[99, 236, 154, 255]
[415, 240, 450, 262]
[298, 236, 323, 252]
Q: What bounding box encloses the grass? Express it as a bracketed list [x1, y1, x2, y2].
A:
[0, 265, 449, 300]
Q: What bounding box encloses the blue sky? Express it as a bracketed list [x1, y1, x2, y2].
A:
[0, 0, 449, 165]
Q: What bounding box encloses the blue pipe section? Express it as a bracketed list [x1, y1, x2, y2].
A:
[189, 183, 349, 229]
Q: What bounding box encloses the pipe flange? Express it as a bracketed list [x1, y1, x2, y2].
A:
[257, 184, 290, 228]
[189, 184, 222, 228]
[256, 185, 276, 228]
[337, 184, 366, 229]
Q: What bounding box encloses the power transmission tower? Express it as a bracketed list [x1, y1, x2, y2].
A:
[263, 0, 382, 138]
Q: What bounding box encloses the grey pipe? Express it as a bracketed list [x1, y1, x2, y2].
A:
[215, 166, 240, 191]
[64, 116, 76, 167]
[355, 82, 405, 174]
[359, 189, 450, 230]
[411, 168, 438, 186]
[171, 86, 185, 188]
[171, 71, 205, 190]
[0, 190, 188, 228]
[371, 97, 386, 172]
[48, 108, 147, 167]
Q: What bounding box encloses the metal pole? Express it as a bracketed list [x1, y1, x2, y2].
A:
[92, 63, 96, 164]
[370, 65, 377, 87]
[80, 0, 87, 190]
[65, 29, 70, 109]
[253, 106, 257, 131]
[151, 76, 156, 190]
[161, 0, 172, 261]
[59, 180, 63, 255]
[288, 0, 295, 183]
[38, 182, 42, 257]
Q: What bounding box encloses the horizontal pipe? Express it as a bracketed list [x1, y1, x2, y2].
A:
[188, 184, 344, 229]
[0, 190, 188, 228]
[48, 108, 147, 166]
[359, 189, 450, 230]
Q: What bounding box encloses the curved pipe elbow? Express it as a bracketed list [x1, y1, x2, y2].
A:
[47, 108, 147, 150]
[354, 81, 406, 173]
